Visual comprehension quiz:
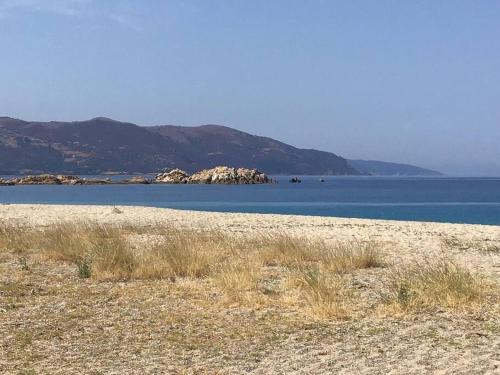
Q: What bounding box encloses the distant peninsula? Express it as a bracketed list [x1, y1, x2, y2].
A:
[0, 116, 440, 176]
[348, 159, 442, 176]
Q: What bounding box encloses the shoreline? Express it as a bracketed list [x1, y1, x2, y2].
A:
[1, 202, 498, 224]
[1, 202, 499, 228]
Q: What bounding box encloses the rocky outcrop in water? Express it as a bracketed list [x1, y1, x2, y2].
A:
[13, 174, 62, 185]
[155, 169, 190, 184]
[0, 178, 14, 186]
[6, 174, 112, 185]
[155, 166, 270, 184]
[236, 168, 269, 184]
[57, 175, 84, 185]
[188, 166, 269, 184]
[1, 167, 270, 185]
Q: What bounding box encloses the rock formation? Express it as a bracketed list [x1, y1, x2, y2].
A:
[188, 166, 269, 184]
[236, 168, 270, 184]
[155, 169, 190, 184]
[13, 174, 62, 185]
[6, 174, 111, 185]
[1, 166, 270, 185]
[0, 178, 14, 186]
[57, 175, 84, 185]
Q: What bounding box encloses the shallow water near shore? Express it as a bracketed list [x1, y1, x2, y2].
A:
[1, 176, 499, 225]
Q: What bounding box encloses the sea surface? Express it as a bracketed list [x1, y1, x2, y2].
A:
[1, 176, 499, 225]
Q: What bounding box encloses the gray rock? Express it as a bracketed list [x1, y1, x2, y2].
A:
[188, 166, 269, 184]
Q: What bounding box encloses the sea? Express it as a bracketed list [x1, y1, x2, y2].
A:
[1, 176, 499, 225]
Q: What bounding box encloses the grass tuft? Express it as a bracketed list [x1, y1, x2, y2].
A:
[256, 233, 321, 267]
[76, 256, 92, 278]
[0, 224, 35, 253]
[214, 260, 260, 303]
[18, 256, 30, 271]
[293, 267, 353, 319]
[41, 223, 135, 280]
[133, 227, 225, 279]
[90, 235, 135, 281]
[256, 234, 384, 273]
[384, 258, 487, 312]
[321, 240, 384, 273]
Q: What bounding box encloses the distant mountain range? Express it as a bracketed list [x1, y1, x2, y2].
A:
[0, 117, 441, 176]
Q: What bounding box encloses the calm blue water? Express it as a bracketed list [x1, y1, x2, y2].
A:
[1, 176, 499, 225]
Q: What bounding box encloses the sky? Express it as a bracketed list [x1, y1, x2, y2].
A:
[0, 0, 499, 176]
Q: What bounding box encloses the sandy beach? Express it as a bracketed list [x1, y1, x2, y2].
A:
[1, 204, 499, 374]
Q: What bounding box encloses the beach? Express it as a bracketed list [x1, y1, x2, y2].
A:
[2, 204, 499, 274]
[1, 204, 499, 374]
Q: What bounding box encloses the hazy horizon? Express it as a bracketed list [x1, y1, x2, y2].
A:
[1, 1, 499, 176]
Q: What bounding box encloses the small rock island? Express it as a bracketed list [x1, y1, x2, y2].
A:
[155, 166, 269, 184]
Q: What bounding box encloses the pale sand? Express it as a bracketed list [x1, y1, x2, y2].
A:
[1, 204, 499, 374]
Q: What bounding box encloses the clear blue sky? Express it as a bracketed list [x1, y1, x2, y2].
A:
[1, 0, 499, 175]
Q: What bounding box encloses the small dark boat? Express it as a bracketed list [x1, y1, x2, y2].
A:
[319, 178, 325, 182]
[289, 177, 301, 183]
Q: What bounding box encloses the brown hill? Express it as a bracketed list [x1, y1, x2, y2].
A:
[0, 117, 358, 175]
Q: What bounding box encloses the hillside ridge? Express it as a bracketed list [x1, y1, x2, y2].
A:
[0, 117, 439, 176]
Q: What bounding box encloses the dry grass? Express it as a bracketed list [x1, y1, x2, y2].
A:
[0, 223, 385, 274]
[1, 223, 225, 281]
[256, 234, 384, 272]
[0, 224, 34, 253]
[320, 240, 384, 273]
[0, 221, 390, 321]
[384, 258, 488, 312]
[292, 267, 353, 319]
[0, 209, 500, 374]
[1, 217, 499, 373]
[0, 222, 388, 317]
[40, 224, 136, 281]
[0, 221, 492, 317]
[214, 260, 260, 303]
[90, 236, 136, 281]
[134, 228, 221, 279]
[256, 233, 322, 266]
